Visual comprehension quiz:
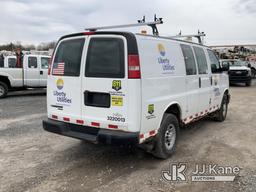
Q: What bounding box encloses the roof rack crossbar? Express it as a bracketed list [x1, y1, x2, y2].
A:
[168, 31, 206, 44]
[85, 15, 163, 36]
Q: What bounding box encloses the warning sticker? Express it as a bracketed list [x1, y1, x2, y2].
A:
[111, 96, 123, 106]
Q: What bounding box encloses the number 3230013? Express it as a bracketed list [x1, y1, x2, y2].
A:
[107, 116, 125, 122]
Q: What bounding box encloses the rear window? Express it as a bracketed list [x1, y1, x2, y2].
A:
[85, 38, 125, 78]
[53, 38, 85, 76]
[0, 56, 4, 68]
[8, 58, 17, 68]
[28, 57, 38, 68]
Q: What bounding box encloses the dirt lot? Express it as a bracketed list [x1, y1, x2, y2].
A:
[0, 82, 256, 192]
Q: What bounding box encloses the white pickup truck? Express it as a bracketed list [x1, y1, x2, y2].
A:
[0, 54, 50, 98]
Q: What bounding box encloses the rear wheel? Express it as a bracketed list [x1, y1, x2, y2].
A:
[0, 82, 8, 98]
[153, 114, 179, 159]
[214, 93, 228, 122]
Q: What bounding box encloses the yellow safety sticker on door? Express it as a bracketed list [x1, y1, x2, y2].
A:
[111, 96, 123, 106]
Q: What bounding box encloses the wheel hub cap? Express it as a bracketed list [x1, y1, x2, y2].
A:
[223, 102, 227, 117]
[164, 124, 176, 150]
[0, 86, 4, 96]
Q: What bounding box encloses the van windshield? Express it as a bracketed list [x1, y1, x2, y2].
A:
[85, 38, 125, 78]
[53, 38, 85, 76]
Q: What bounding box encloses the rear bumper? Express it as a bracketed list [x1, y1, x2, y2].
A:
[43, 119, 139, 145]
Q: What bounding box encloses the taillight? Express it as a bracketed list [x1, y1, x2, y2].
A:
[48, 56, 53, 75]
[128, 55, 141, 79]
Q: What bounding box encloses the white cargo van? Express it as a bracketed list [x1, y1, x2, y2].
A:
[0, 54, 50, 98]
[43, 29, 230, 158]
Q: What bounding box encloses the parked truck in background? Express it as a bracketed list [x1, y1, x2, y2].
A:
[248, 60, 256, 78]
[0, 54, 50, 98]
[220, 59, 252, 86]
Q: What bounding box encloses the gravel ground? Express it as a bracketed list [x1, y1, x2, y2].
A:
[0, 82, 256, 192]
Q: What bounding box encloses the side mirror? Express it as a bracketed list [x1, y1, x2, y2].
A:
[248, 63, 251, 68]
[221, 63, 229, 72]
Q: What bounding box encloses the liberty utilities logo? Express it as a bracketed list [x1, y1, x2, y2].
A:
[157, 43, 175, 73]
[162, 163, 187, 182]
[53, 78, 72, 105]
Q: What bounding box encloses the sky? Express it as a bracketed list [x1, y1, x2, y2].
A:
[0, 0, 255, 46]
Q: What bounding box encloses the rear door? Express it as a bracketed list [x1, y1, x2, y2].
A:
[193, 46, 212, 114]
[39, 56, 50, 87]
[47, 37, 86, 122]
[81, 35, 128, 130]
[25, 56, 40, 87]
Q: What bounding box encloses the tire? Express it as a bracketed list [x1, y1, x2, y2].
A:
[251, 68, 256, 79]
[214, 93, 228, 122]
[0, 82, 8, 98]
[153, 114, 179, 159]
[246, 80, 251, 86]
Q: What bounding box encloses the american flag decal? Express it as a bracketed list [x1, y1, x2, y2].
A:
[53, 62, 65, 75]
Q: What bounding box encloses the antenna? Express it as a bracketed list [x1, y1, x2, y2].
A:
[85, 15, 163, 36]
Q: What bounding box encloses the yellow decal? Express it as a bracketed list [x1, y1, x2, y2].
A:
[111, 96, 123, 106]
[112, 80, 122, 91]
[148, 104, 154, 114]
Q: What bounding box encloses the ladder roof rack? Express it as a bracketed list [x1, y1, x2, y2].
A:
[85, 15, 163, 36]
[168, 31, 206, 44]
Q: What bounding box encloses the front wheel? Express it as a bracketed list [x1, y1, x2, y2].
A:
[153, 114, 179, 159]
[214, 93, 228, 122]
[246, 80, 252, 86]
[0, 82, 8, 98]
[251, 68, 256, 79]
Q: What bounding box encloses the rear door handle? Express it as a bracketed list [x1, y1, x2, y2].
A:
[40, 71, 43, 75]
[84, 91, 110, 108]
[199, 77, 201, 88]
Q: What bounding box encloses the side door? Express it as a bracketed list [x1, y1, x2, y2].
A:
[39, 56, 50, 87]
[180, 44, 200, 119]
[206, 49, 224, 108]
[193, 46, 212, 114]
[24, 56, 40, 87]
